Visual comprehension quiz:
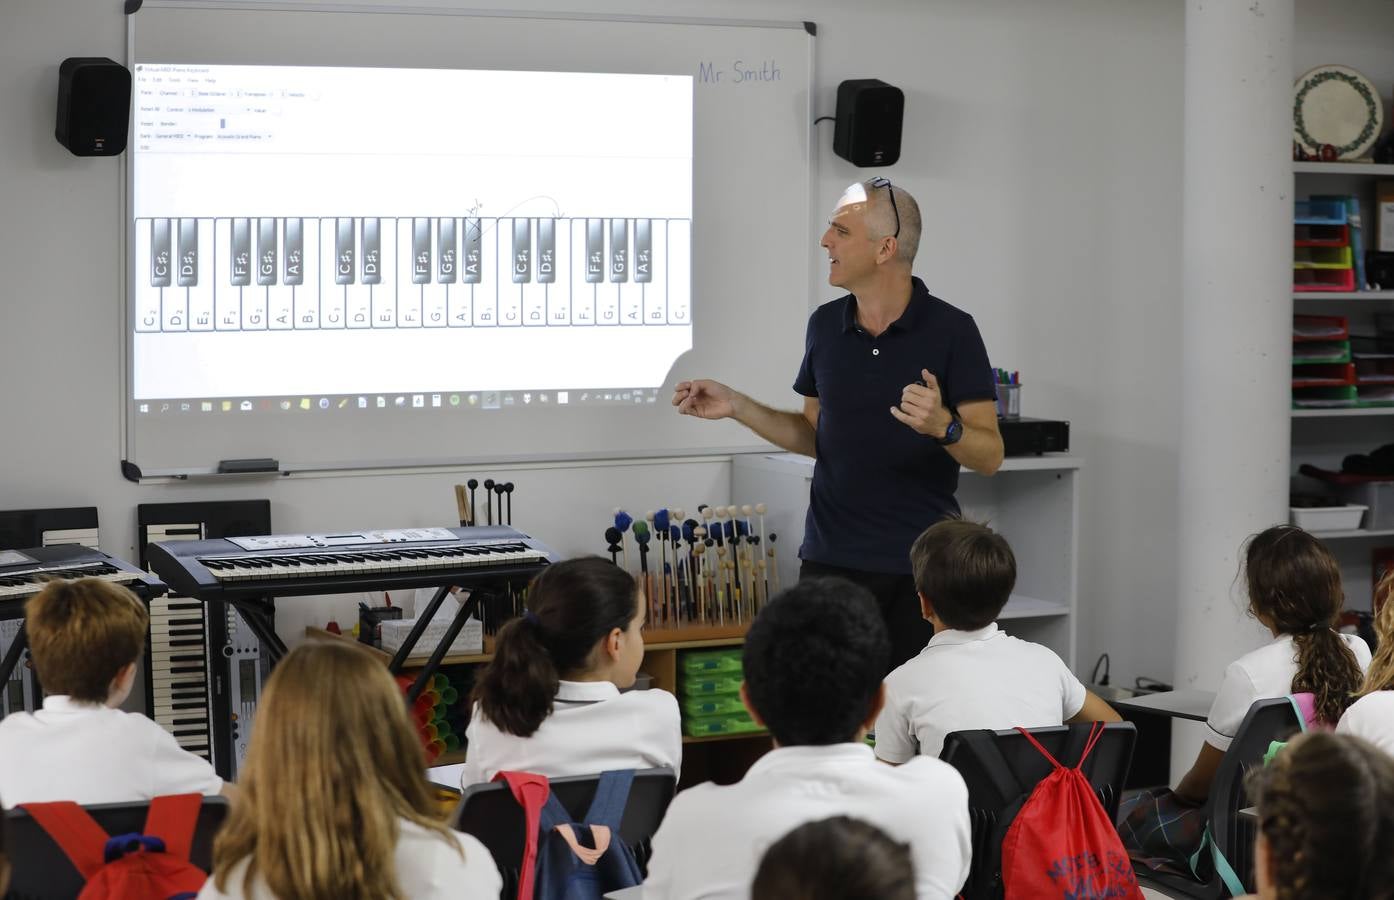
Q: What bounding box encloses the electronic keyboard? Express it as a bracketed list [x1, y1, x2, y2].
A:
[133, 215, 691, 333]
[145, 525, 553, 600]
[0, 545, 166, 603]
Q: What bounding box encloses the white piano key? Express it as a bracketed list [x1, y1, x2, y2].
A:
[548, 219, 572, 325]
[134, 219, 164, 333]
[395, 218, 421, 328]
[473, 219, 498, 327]
[668, 219, 691, 325]
[163, 218, 195, 331]
[522, 219, 548, 327]
[318, 218, 346, 329]
[366, 218, 396, 329]
[498, 218, 522, 327]
[639, 219, 666, 325]
[264, 219, 294, 331]
[289, 218, 319, 329]
[571, 219, 595, 325]
[423, 218, 448, 328]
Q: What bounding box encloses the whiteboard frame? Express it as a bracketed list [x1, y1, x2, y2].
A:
[122, 1, 817, 478]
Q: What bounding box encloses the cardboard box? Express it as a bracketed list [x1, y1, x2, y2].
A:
[379, 615, 483, 657]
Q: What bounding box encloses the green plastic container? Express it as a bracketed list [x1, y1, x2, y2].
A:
[682, 710, 766, 738]
[680, 648, 744, 676]
[681, 693, 747, 718]
[680, 674, 743, 696]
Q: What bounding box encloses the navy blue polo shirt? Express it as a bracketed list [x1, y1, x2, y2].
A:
[793, 277, 997, 574]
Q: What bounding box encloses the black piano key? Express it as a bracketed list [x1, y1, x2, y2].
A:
[586, 219, 605, 284]
[284, 218, 304, 286]
[413, 218, 431, 285]
[362, 218, 381, 285]
[151, 218, 172, 287]
[463, 218, 482, 284]
[438, 218, 457, 284]
[230, 218, 251, 286]
[609, 218, 628, 283]
[335, 218, 355, 285]
[177, 218, 198, 287]
[537, 219, 556, 284]
[511, 218, 531, 284]
[257, 218, 277, 286]
[635, 219, 652, 283]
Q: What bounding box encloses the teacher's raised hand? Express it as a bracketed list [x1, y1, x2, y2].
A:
[889, 369, 953, 437]
[673, 379, 738, 420]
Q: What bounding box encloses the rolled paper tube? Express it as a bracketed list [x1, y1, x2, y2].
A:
[422, 722, 439, 741]
[412, 704, 432, 726]
[441, 686, 459, 704]
[434, 720, 454, 739]
[433, 673, 450, 692]
[444, 734, 461, 752]
[428, 738, 446, 757]
[431, 708, 447, 725]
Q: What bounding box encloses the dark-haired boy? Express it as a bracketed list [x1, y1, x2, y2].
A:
[644, 577, 971, 900]
[874, 520, 1118, 764]
[0, 578, 225, 806]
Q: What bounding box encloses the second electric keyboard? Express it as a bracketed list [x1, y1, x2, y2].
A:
[133, 215, 691, 333]
[146, 525, 553, 600]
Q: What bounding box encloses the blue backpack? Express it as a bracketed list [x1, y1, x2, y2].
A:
[498, 769, 644, 900]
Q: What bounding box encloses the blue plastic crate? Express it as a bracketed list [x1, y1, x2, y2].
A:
[1295, 199, 1349, 226]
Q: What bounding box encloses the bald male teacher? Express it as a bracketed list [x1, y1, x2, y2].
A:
[673, 178, 1004, 670]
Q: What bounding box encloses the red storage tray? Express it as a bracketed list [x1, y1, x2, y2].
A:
[1293, 314, 1349, 342]
[1292, 363, 1357, 388]
[1294, 268, 1357, 291]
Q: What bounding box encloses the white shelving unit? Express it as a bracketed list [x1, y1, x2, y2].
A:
[730, 452, 1080, 668]
[1292, 162, 1394, 609]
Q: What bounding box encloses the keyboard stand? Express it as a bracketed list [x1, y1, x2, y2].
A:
[386, 584, 481, 704]
[0, 620, 29, 699]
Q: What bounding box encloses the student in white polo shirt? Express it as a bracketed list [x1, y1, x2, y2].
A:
[1337, 572, 1394, 755]
[644, 578, 972, 900]
[462, 557, 681, 787]
[874, 520, 1119, 763]
[0, 577, 225, 806]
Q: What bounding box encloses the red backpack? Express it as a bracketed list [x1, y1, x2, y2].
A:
[1000, 723, 1142, 900]
[20, 793, 209, 900]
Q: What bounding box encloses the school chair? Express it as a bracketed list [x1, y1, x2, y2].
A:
[1131, 696, 1303, 899]
[3, 795, 230, 900]
[451, 766, 676, 900]
[939, 722, 1137, 900]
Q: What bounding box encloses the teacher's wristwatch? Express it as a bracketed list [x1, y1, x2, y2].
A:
[936, 416, 964, 446]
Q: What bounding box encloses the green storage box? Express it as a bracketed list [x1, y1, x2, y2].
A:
[682, 710, 766, 738]
[679, 648, 743, 676]
[680, 674, 743, 696]
[681, 693, 747, 718]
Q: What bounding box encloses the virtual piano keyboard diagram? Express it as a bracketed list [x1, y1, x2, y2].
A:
[129, 63, 694, 402]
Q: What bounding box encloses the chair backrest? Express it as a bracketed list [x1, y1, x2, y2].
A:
[450, 767, 676, 899]
[3, 795, 229, 900]
[1207, 696, 1303, 894]
[940, 722, 1136, 900]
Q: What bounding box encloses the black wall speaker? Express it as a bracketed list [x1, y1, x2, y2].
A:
[56, 57, 132, 157]
[832, 79, 904, 168]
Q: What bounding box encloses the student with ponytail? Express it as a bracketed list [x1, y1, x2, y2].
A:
[1246, 732, 1394, 900]
[198, 639, 500, 900]
[1174, 524, 1370, 803]
[1337, 570, 1394, 755]
[462, 557, 681, 787]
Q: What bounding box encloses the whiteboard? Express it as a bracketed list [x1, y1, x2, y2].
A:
[123, 1, 816, 476]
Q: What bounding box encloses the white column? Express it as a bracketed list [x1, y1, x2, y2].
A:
[1176, 0, 1294, 698]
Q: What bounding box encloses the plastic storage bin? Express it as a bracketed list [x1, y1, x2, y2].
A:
[1290, 504, 1368, 532]
[680, 648, 743, 676]
[680, 693, 747, 717]
[1335, 483, 1394, 531]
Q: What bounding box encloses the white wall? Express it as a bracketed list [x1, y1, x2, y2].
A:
[0, 0, 1186, 685]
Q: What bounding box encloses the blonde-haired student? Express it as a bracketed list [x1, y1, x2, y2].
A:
[197, 639, 500, 900]
[462, 557, 681, 787]
[0, 578, 225, 806]
[874, 520, 1118, 763]
[1337, 570, 1394, 755]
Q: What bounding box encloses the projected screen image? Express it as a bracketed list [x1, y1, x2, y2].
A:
[129, 64, 694, 415]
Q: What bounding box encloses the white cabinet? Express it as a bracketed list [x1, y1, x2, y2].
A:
[730, 453, 1080, 669]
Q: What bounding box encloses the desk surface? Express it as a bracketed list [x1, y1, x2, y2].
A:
[604, 888, 645, 899]
[1113, 689, 1216, 722]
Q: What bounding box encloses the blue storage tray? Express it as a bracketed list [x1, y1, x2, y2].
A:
[1295, 199, 1349, 226]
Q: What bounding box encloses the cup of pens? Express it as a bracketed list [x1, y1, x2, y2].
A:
[994, 369, 1021, 419]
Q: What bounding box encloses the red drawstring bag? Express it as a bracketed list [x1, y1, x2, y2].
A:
[1000, 723, 1143, 900]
